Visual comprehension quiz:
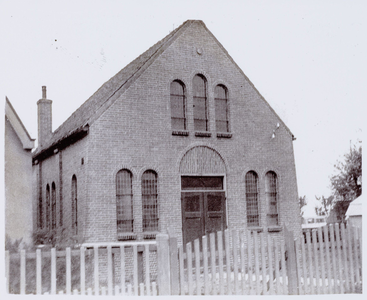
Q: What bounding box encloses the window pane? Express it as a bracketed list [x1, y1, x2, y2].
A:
[194, 119, 207, 131]
[72, 176, 77, 234]
[216, 120, 228, 133]
[51, 183, 56, 230]
[46, 185, 50, 229]
[193, 97, 207, 120]
[181, 176, 223, 190]
[215, 85, 226, 99]
[266, 172, 278, 225]
[170, 95, 185, 118]
[193, 75, 206, 97]
[171, 118, 185, 130]
[170, 81, 184, 96]
[142, 171, 158, 232]
[116, 170, 133, 233]
[245, 171, 259, 227]
[215, 99, 227, 121]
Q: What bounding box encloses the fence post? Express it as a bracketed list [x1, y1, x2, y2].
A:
[156, 233, 171, 295]
[284, 226, 298, 295]
[168, 233, 179, 295]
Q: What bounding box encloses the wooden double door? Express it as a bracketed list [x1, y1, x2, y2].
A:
[181, 191, 226, 246]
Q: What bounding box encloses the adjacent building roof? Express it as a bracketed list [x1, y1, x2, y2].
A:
[5, 97, 35, 150]
[33, 20, 295, 159]
[345, 195, 362, 217]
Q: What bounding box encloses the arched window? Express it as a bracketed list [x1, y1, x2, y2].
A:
[266, 171, 278, 225]
[71, 175, 78, 235]
[45, 184, 50, 229]
[245, 171, 259, 227]
[215, 85, 229, 132]
[116, 170, 133, 233]
[51, 182, 56, 230]
[170, 80, 186, 130]
[142, 170, 158, 232]
[193, 74, 208, 131]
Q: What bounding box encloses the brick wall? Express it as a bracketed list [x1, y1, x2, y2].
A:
[34, 21, 302, 247]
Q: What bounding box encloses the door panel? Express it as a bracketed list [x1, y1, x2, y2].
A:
[182, 193, 204, 245]
[205, 192, 226, 235]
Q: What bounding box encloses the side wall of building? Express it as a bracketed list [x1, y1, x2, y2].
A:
[5, 118, 34, 245]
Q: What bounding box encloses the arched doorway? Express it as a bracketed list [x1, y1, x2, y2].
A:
[180, 146, 227, 245]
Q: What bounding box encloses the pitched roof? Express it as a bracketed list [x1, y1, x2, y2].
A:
[33, 20, 194, 157]
[33, 19, 295, 158]
[5, 97, 35, 150]
[345, 195, 362, 217]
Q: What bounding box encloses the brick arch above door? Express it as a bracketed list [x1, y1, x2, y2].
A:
[179, 145, 226, 174]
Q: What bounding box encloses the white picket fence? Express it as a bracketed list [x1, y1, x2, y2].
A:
[5, 241, 159, 295]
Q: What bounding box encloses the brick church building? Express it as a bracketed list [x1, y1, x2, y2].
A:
[32, 20, 301, 246]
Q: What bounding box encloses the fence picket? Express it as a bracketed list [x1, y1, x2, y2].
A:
[179, 246, 185, 295]
[224, 229, 232, 295]
[300, 236, 308, 294]
[329, 224, 338, 293]
[94, 246, 99, 295]
[240, 231, 246, 294]
[312, 230, 320, 294]
[152, 282, 157, 296]
[140, 283, 144, 295]
[107, 245, 113, 295]
[247, 230, 254, 294]
[233, 230, 239, 294]
[5, 250, 9, 294]
[217, 231, 224, 295]
[295, 239, 303, 295]
[335, 224, 344, 293]
[274, 239, 280, 294]
[323, 226, 332, 294]
[280, 239, 287, 294]
[80, 246, 85, 295]
[187, 242, 193, 295]
[267, 234, 274, 294]
[202, 235, 209, 295]
[346, 225, 355, 292]
[144, 244, 151, 296]
[209, 232, 216, 295]
[36, 249, 42, 295]
[120, 246, 125, 295]
[340, 223, 350, 292]
[317, 227, 326, 294]
[305, 231, 314, 294]
[194, 238, 201, 295]
[253, 231, 260, 294]
[260, 233, 267, 294]
[20, 249, 26, 294]
[51, 248, 56, 295]
[352, 227, 361, 286]
[66, 247, 71, 294]
[115, 285, 120, 295]
[133, 245, 139, 296]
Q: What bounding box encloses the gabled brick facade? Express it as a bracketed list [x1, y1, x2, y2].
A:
[32, 20, 302, 246]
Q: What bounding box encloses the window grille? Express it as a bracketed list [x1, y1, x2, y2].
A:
[116, 170, 133, 233]
[193, 74, 208, 131]
[45, 184, 50, 229]
[38, 194, 43, 229]
[266, 171, 278, 225]
[245, 171, 259, 227]
[71, 175, 78, 235]
[215, 85, 229, 132]
[142, 170, 158, 232]
[170, 80, 186, 130]
[51, 182, 56, 230]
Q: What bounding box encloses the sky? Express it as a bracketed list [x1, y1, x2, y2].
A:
[1, 0, 365, 210]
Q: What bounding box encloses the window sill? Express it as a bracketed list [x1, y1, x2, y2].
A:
[143, 232, 158, 239]
[117, 233, 137, 241]
[248, 226, 263, 233]
[268, 226, 282, 232]
[172, 130, 189, 136]
[217, 132, 232, 138]
[195, 131, 212, 137]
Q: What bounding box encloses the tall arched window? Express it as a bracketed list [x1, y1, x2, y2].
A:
[46, 184, 50, 229]
[193, 74, 208, 131]
[245, 171, 259, 227]
[215, 85, 229, 132]
[71, 175, 78, 235]
[266, 171, 278, 225]
[142, 170, 158, 232]
[170, 80, 186, 130]
[51, 182, 56, 230]
[116, 170, 133, 233]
